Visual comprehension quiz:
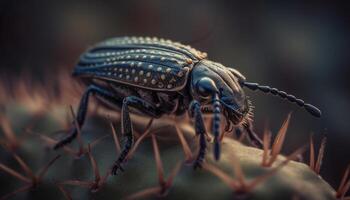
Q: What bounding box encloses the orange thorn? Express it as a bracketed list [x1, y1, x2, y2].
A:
[87, 144, 100, 184]
[174, 125, 193, 162]
[247, 145, 307, 192]
[34, 132, 77, 155]
[165, 162, 182, 188]
[341, 181, 350, 200]
[37, 155, 61, 181]
[314, 137, 326, 174]
[60, 180, 93, 188]
[267, 113, 291, 166]
[110, 122, 121, 154]
[9, 150, 35, 181]
[309, 134, 315, 170]
[125, 127, 152, 161]
[0, 163, 31, 183]
[0, 184, 32, 200]
[56, 184, 73, 200]
[125, 121, 158, 161]
[337, 164, 350, 198]
[262, 129, 271, 166]
[151, 134, 165, 185]
[229, 151, 246, 187]
[0, 115, 18, 149]
[203, 163, 239, 191]
[90, 134, 110, 149]
[124, 161, 182, 199]
[125, 187, 161, 200]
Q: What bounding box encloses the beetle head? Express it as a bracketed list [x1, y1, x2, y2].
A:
[191, 60, 251, 129]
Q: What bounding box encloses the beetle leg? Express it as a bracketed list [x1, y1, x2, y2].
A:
[112, 96, 159, 175]
[242, 120, 263, 148]
[234, 126, 243, 139]
[189, 100, 207, 169]
[54, 84, 120, 149]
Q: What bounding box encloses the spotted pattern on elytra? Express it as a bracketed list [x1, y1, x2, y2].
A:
[91, 36, 207, 60]
[74, 60, 191, 91]
[74, 37, 202, 91]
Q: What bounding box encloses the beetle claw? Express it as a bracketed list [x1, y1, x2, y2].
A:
[53, 130, 76, 150]
[111, 162, 124, 175]
[193, 160, 203, 170]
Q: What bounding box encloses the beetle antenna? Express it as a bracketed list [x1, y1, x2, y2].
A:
[212, 93, 222, 161]
[240, 81, 321, 118]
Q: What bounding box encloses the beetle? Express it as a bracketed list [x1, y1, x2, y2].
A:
[54, 36, 321, 174]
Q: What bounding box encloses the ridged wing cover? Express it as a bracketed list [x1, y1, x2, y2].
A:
[73, 36, 207, 91]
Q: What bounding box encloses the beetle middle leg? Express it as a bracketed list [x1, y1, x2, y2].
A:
[54, 84, 121, 149]
[189, 100, 207, 169]
[112, 96, 160, 175]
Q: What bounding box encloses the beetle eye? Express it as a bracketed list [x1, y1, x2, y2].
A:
[196, 77, 218, 98]
[197, 84, 211, 97]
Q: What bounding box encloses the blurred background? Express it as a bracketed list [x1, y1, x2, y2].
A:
[0, 0, 349, 189]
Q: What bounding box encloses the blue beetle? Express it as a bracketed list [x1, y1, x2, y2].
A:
[54, 37, 321, 174]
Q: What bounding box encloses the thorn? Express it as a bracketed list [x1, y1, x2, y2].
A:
[1, 145, 35, 181]
[31, 131, 77, 156]
[124, 159, 182, 199]
[90, 134, 110, 149]
[174, 125, 193, 163]
[151, 134, 165, 185]
[314, 137, 326, 174]
[59, 144, 108, 193]
[124, 187, 161, 200]
[125, 125, 152, 161]
[124, 140, 182, 199]
[37, 155, 61, 181]
[228, 151, 246, 187]
[0, 152, 60, 199]
[262, 128, 271, 166]
[266, 113, 291, 166]
[126, 124, 167, 162]
[165, 162, 182, 188]
[336, 164, 350, 199]
[247, 145, 307, 192]
[60, 180, 93, 188]
[110, 122, 121, 154]
[203, 163, 239, 191]
[0, 115, 19, 149]
[0, 184, 32, 200]
[87, 144, 101, 184]
[56, 184, 73, 200]
[0, 163, 31, 183]
[309, 134, 315, 170]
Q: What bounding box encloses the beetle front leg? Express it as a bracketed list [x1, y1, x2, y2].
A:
[242, 120, 263, 148]
[112, 96, 159, 175]
[189, 100, 207, 169]
[54, 85, 119, 149]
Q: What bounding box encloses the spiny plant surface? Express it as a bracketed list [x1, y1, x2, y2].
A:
[0, 100, 349, 200]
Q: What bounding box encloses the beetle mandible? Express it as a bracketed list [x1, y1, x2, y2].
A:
[54, 36, 321, 174]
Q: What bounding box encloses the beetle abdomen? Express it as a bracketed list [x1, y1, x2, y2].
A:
[74, 37, 207, 91]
